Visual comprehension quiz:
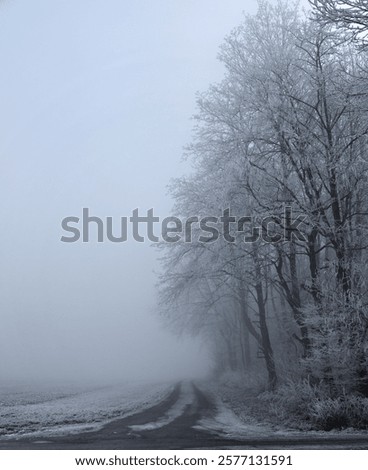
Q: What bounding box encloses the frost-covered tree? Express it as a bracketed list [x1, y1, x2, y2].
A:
[311, 0, 368, 30]
[159, 0, 368, 396]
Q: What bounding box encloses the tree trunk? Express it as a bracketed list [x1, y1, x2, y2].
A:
[252, 246, 278, 390]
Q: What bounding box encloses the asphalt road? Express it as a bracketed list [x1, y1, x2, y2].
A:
[0, 382, 368, 450]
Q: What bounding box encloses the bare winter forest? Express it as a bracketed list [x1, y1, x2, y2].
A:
[159, 0, 368, 431]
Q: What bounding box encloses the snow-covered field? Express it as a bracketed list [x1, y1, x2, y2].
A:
[0, 381, 173, 439]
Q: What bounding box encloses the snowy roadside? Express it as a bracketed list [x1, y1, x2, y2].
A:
[196, 379, 368, 443]
[0, 381, 174, 439]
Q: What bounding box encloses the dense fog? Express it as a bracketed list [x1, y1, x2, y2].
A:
[0, 0, 261, 384]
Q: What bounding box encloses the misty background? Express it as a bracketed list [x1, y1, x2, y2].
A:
[0, 0, 268, 383]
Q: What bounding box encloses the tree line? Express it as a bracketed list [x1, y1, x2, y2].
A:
[159, 0, 368, 399]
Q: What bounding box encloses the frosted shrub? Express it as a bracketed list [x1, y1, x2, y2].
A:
[260, 379, 326, 423]
[310, 396, 368, 430]
[260, 381, 368, 430]
[302, 295, 368, 396]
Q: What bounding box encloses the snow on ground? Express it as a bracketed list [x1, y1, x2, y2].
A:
[0, 381, 173, 439]
[130, 382, 193, 431]
[195, 381, 368, 444]
[194, 391, 274, 439]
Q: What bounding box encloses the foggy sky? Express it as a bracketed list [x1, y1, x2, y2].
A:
[0, 0, 306, 384]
